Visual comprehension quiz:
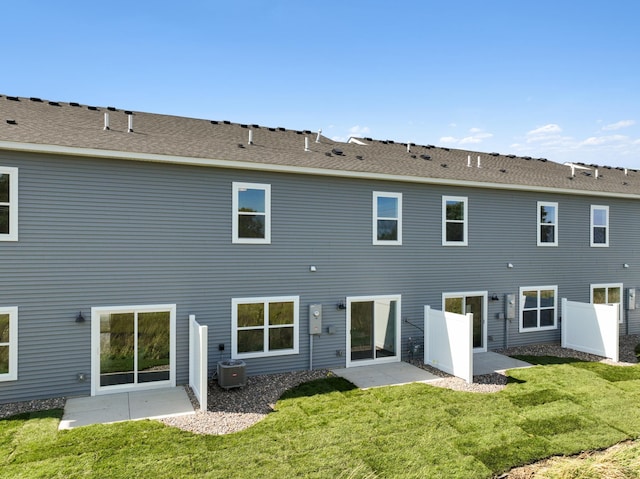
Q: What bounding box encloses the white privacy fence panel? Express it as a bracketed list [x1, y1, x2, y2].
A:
[561, 298, 619, 362]
[424, 305, 473, 383]
[189, 314, 208, 411]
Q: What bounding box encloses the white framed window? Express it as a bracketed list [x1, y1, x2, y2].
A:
[232, 296, 299, 359]
[373, 192, 402, 245]
[232, 182, 271, 244]
[519, 286, 558, 332]
[442, 196, 468, 246]
[0, 307, 18, 381]
[537, 201, 558, 246]
[0, 167, 18, 241]
[591, 205, 609, 247]
[591, 283, 623, 323]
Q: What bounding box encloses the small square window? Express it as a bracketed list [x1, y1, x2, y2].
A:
[519, 286, 557, 332]
[232, 296, 299, 359]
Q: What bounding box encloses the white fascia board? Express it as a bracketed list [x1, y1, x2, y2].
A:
[2, 140, 640, 200]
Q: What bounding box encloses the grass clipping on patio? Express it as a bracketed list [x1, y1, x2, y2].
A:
[3, 362, 640, 478]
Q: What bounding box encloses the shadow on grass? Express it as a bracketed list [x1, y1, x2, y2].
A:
[571, 362, 640, 382]
[279, 377, 358, 401]
[510, 355, 587, 366]
[0, 408, 63, 422]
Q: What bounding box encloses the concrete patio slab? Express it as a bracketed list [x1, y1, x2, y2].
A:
[473, 351, 532, 375]
[59, 386, 195, 430]
[332, 361, 440, 389]
[332, 353, 532, 390]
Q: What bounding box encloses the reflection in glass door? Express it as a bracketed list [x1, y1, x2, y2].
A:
[348, 296, 399, 365]
[443, 292, 487, 352]
[93, 305, 175, 394]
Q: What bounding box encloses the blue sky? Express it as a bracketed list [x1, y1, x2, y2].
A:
[4, 1, 640, 168]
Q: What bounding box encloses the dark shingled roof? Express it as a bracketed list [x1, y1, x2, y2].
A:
[0, 94, 638, 197]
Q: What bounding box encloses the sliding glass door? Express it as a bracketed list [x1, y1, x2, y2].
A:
[92, 305, 176, 395]
[347, 295, 400, 366]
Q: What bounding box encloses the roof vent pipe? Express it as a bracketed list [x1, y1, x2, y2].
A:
[127, 114, 133, 133]
[477, 156, 481, 168]
[315, 129, 322, 143]
[407, 143, 411, 153]
[304, 137, 310, 152]
[467, 155, 471, 167]
[625, 168, 628, 176]
[595, 168, 599, 179]
[570, 164, 576, 177]
[103, 112, 110, 131]
[248, 129, 253, 145]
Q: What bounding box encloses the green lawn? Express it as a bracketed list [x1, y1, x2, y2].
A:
[3, 362, 640, 478]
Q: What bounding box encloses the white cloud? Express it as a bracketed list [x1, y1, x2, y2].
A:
[601, 120, 635, 131]
[581, 135, 628, 146]
[527, 124, 562, 137]
[449, 122, 457, 128]
[439, 128, 493, 145]
[348, 125, 370, 136]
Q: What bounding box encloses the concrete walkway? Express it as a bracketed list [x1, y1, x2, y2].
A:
[59, 386, 195, 430]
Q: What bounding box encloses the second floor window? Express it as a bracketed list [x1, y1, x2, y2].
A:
[0, 167, 18, 242]
[537, 201, 558, 246]
[373, 192, 402, 245]
[591, 205, 609, 247]
[232, 182, 271, 244]
[442, 196, 468, 246]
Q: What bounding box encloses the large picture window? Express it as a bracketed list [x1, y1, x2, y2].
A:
[373, 192, 402, 245]
[519, 286, 557, 332]
[537, 201, 558, 246]
[442, 196, 468, 246]
[0, 167, 18, 241]
[591, 205, 609, 247]
[591, 283, 623, 323]
[0, 307, 18, 381]
[232, 182, 271, 244]
[232, 296, 299, 359]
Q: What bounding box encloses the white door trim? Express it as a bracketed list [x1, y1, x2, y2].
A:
[442, 291, 488, 353]
[91, 304, 176, 396]
[346, 294, 401, 368]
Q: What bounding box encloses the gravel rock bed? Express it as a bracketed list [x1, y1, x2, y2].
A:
[0, 397, 66, 420]
[160, 369, 331, 435]
[2, 336, 638, 434]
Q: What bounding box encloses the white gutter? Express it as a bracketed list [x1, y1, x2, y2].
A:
[1, 140, 639, 200]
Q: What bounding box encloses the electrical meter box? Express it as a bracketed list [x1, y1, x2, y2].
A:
[309, 304, 322, 335]
[505, 294, 516, 320]
[628, 288, 636, 310]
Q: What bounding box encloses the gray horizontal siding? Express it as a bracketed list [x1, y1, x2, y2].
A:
[1, 149, 640, 402]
